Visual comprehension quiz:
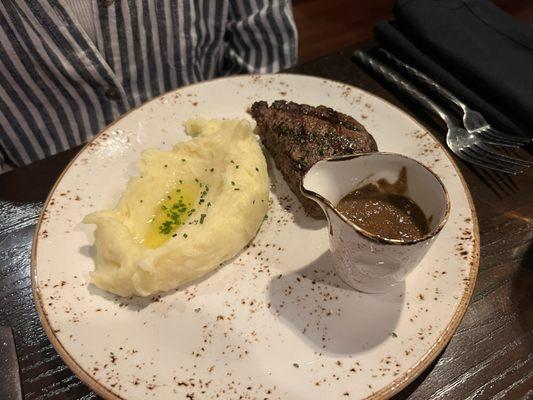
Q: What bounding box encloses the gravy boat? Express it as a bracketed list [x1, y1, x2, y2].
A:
[301, 152, 450, 293]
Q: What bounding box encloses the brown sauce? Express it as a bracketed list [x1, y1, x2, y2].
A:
[336, 167, 430, 241]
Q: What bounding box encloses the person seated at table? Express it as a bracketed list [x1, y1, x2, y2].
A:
[0, 0, 297, 171]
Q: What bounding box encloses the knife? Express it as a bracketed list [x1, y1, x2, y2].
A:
[0, 326, 23, 400]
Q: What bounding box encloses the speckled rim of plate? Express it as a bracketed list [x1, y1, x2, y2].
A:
[30, 73, 480, 400]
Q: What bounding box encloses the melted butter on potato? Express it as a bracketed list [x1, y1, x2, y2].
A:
[143, 180, 201, 249]
[83, 119, 269, 297]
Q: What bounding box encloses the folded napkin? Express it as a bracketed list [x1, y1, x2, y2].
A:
[374, 0, 533, 137]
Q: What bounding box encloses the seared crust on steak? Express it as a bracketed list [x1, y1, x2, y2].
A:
[250, 100, 378, 218]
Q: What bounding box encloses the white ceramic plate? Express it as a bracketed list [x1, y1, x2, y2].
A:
[32, 74, 479, 400]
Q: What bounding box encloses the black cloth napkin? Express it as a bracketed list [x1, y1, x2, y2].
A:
[374, 0, 533, 137]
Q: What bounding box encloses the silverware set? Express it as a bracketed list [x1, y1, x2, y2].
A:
[353, 50, 532, 174]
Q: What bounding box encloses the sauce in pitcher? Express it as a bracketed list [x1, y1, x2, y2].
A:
[336, 167, 430, 241]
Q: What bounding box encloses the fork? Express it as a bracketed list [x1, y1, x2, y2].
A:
[353, 51, 530, 174]
[378, 48, 532, 148]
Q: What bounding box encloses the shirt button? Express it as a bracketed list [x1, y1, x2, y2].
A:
[100, 0, 115, 6]
[104, 87, 121, 101]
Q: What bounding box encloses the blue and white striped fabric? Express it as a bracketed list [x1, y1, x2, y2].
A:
[0, 0, 297, 168]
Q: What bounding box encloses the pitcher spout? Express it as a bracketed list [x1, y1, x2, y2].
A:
[301, 155, 363, 233]
[301, 154, 365, 219]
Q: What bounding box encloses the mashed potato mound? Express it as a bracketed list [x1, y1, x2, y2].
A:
[83, 119, 269, 297]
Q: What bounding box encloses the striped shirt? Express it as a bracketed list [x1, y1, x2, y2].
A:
[0, 0, 297, 168]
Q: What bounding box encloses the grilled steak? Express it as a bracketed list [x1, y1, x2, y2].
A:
[250, 100, 378, 218]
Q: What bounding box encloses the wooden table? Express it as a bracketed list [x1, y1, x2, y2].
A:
[1, 43, 532, 399]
